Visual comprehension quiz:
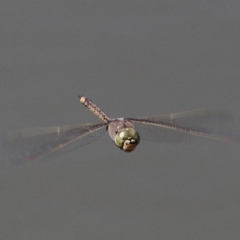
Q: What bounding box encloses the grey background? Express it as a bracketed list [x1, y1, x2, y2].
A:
[1, 1, 240, 239]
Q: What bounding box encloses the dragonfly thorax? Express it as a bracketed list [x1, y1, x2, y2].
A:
[107, 119, 140, 152]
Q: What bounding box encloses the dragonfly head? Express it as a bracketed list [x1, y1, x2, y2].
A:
[114, 128, 140, 152]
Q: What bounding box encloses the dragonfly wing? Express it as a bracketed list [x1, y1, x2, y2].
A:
[2, 122, 107, 164]
[130, 109, 239, 143]
[138, 109, 234, 129]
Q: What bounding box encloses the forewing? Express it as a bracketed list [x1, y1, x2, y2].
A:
[2, 122, 107, 164]
[130, 109, 239, 143]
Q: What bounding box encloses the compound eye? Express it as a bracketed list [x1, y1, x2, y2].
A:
[114, 128, 140, 151]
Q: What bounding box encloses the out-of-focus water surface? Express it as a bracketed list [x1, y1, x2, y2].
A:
[1, 1, 240, 239]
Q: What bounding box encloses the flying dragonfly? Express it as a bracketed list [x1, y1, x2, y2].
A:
[2, 96, 239, 163]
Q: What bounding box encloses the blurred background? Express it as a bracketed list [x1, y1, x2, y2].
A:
[1, 1, 240, 239]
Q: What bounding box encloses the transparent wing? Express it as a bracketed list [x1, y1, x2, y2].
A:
[2, 122, 108, 164]
[130, 109, 239, 143]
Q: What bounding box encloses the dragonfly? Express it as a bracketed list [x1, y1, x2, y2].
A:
[2, 95, 239, 163]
